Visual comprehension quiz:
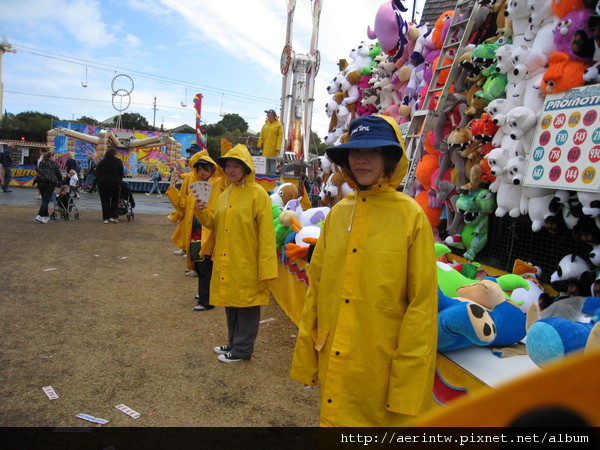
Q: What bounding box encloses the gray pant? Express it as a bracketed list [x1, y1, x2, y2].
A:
[2, 166, 13, 190]
[225, 306, 261, 360]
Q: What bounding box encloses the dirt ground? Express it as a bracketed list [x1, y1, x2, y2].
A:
[0, 204, 320, 428]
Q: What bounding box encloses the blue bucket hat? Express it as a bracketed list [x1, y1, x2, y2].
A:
[326, 115, 402, 167]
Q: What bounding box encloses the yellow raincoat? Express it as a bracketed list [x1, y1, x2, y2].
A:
[166, 151, 225, 270]
[195, 144, 278, 307]
[257, 118, 283, 157]
[290, 124, 438, 427]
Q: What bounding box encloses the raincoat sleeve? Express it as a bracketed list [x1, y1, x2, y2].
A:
[386, 212, 438, 416]
[256, 191, 278, 282]
[289, 219, 328, 386]
[194, 202, 215, 231]
[257, 123, 267, 148]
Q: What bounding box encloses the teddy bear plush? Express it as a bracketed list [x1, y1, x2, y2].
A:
[485, 98, 518, 147]
[542, 51, 590, 93]
[509, 44, 549, 113]
[269, 182, 299, 208]
[525, 0, 559, 55]
[344, 41, 374, 74]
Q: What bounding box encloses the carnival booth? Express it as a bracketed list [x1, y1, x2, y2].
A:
[270, 0, 600, 412]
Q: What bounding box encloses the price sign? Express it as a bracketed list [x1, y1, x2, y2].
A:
[524, 84, 600, 192]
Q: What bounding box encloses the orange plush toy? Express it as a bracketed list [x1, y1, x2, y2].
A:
[542, 52, 590, 94]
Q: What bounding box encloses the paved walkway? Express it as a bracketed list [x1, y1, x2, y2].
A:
[0, 186, 174, 215]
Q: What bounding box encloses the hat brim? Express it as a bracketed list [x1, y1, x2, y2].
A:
[326, 138, 401, 167]
[217, 156, 250, 173]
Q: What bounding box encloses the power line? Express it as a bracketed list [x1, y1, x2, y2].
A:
[14, 45, 278, 106]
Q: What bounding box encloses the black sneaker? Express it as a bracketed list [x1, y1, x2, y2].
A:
[213, 345, 231, 355]
[217, 352, 243, 363]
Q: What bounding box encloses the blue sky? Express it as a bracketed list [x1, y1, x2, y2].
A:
[0, 0, 424, 141]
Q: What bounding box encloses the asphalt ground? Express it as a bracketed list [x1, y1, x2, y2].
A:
[0, 185, 174, 217]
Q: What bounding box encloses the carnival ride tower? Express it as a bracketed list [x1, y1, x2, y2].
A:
[279, 0, 323, 162]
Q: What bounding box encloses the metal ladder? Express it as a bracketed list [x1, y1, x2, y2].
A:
[402, 0, 481, 192]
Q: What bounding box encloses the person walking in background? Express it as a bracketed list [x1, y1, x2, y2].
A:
[194, 144, 277, 363]
[34, 151, 62, 223]
[94, 148, 124, 224]
[2, 144, 15, 193]
[34, 148, 48, 199]
[257, 109, 283, 157]
[84, 154, 98, 193]
[146, 165, 162, 197]
[290, 115, 438, 427]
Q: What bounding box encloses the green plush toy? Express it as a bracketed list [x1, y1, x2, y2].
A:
[272, 203, 292, 251]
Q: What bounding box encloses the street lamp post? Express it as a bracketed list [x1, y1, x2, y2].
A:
[0, 38, 17, 117]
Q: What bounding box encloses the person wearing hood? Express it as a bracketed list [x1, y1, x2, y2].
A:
[195, 144, 277, 363]
[257, 109, 283, 157]
[166, 151, 226, 281]
[290, 115, 438, 427]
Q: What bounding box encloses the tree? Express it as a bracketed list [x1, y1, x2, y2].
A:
[120, 112, 152, 131]
[0, 111, 59, 142]
[219, 113, 248, 133]
[308, 131, 326, 156]
[74, 116, 99, 126]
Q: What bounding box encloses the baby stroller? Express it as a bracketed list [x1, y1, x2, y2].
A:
[51, 189, 82, 221]
[118, 181, 135, 221]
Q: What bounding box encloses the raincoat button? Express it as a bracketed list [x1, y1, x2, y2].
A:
[327, 399, 332, 403]
[352, 248, 357, 253]
[345, 299, 349, 303]
[335, 351, 340, 355]
[362, 197, 366, 202]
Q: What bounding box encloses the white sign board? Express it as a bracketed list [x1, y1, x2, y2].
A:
[252, 156, 267, 174]
[524, 84, 600, 192]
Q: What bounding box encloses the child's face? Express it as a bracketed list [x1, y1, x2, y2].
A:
[196, 165, 214, 181]
[348, 148, 385, 186]
[225, 160, 246, 183]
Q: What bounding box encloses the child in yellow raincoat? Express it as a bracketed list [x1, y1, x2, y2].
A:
[166, 151, 226, 281]
[195, 144, 277, 363]
[290, 115, 438, 427]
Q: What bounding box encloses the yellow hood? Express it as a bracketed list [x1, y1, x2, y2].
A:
[217, 144, 255, 183]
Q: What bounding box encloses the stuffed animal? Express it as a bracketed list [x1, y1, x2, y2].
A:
[526, 296, 600, 366]
[505, 0, 534, 45]
[509, 44, 549, 114]
[270, 182, 299, 208]
[443, 126, 472, 189]
[542, 51, 590, 94]
[552, 0, 588, 19]
[272, 203, 293, 251]
[436, 179, 465, 237]
[344, 41, 374, 73]
[511, 259, 549, 313]
[525, 0, 559, 57]
[343, 70, 362, 122]
[572, 4, 600, 61]
[445, 188, 496, 261]
[319, 172, 352, 207]
[485, 98, 518, 147]
[506, 106, 539, 156]
[506, 155, 556, 231]
[438, 279, 528, 352]
[554, 8, 594, 63]
[366, 0, 410, 60]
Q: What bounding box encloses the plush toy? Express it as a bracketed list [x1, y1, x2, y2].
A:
[572, 5, 600, 61]
[525, 0, 558, 54]
[526, 296, 600, 367]
[269, 182, 299, 208]
[509, 44, 549, 114]
[319, 172, 352, 207]
[436, 179, 465, 237]
[272, 203, 293, 250]
[552, 0, 588, 19]
[415, 187, 443, 232]
[485, 98, 518, 147]
[445, 188, 496, 261]
[511, 259, 549, 313]
[544, 189, 583, 234]
[505, 155, 556, 231]
[284, 216, 321, 263]
[437, 279, 528, 352]
[344, 41, 374, 73]
[548, 253, 596, 299]
[432, 11, 455, 50]
[366, 0, 410, 60]
[554, 8, 594, 62]
[506, 106, 539, 156]
[542, 51, 590, 94]
[505, 0, 533, 45]
[443, 126, 472, 189]
[343, 70, 362, 122]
